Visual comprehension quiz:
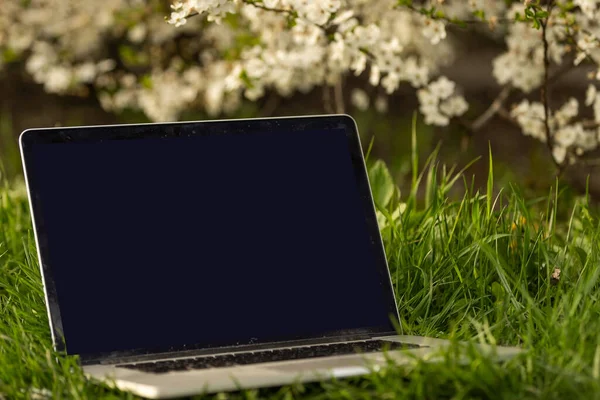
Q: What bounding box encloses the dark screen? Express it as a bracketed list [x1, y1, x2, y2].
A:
[28, 127, 394, 356]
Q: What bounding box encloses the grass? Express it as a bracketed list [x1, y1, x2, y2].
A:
[2, 143, 600, 399]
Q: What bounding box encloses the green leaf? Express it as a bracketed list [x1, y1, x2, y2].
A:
[473, 9, 486, 21]
[411, 112, 418, 191]
[118, 45, 148, 67]
[572, 245, 588, 267]
[487, 144, 493, 219]
[239, 69, 254, 89]
[140, 74, 152, 89]
[223, 12, 240, 29]
[491, 281, 505, 303]
[368, 159, 396, 209]
[2, 48, 19, 63]
[286, 13, 297, 28]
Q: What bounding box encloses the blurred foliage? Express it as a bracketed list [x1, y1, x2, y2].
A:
[0, 109, 21, 182]
[0, 89, 574, 202]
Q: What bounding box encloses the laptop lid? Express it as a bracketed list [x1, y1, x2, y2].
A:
[20, 115, 399, 365]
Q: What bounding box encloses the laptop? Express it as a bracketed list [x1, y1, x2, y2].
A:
[19, 115, 520, 398]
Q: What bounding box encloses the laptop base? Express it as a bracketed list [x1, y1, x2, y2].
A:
[84, 335, 521, 399]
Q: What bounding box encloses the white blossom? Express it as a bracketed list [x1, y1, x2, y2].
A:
[574, 33, 597, 66]
[553, 98, 579, 128]
[428, 76, 456, 100]
[74, 62, 97, 83]
[351, 88, 370, 111]
[586, 84, 597, 106]
[594, 94, 600, 123]
[321, 0, 342, 14]
[375, 96, 388, 113]
[491, 5, 560, 93]
[263, 0, 280, 8]
[440, 95, 469, 116]
[421, 18, 447, 45]
[552, 146, 567, 164]
[45, 66, 72, 93]
[511, 97, 599, 162]
[245, 85, 265, 101]
[576, 126, 598, 151]
[97, 59, 117, 73]
[511, 100, 546, 142]
[167, 0, 233, 26]
[128, 25, 147, 43]
[416, 77, 466, 125]
[554, 125, 581, 147]
[574, 0, 599, 18]
[369, 65, 381, 86]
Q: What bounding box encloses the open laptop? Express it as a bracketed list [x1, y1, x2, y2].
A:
[19, 115, 520, 398]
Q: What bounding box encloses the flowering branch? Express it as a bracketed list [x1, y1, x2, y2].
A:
[395, 0, 508, 27]
[471, 87, 512, 132]
[3, 0, 600, 181]
[241, 0, 332, 33]
[242, 0, 297, 16]
[497, 106, 517, 125]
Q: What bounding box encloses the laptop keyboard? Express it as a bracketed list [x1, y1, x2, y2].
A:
[119, 340, 420, 374]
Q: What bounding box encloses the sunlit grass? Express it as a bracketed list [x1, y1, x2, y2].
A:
[2, 139, 600, 398]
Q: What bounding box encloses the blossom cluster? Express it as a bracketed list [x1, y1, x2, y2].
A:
[417, 77, 468, 126]
[511, 93, 600, 164]
[2, 0, 600, 166]
[0, 0, 465, 124]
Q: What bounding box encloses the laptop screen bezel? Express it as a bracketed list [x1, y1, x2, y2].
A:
[19, 114, 400, 365]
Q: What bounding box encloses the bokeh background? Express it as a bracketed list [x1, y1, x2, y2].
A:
[1, 1, 597, 198]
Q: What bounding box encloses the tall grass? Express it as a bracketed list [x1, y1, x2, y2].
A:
[1, 138, 600, 398]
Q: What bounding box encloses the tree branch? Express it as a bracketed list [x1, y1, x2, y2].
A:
[497, 106, 519, 126]
[582, 119, 600, 129]
[397, 3, 509, 26]
[471, 86, 512, 131]
[241, 1, 296, 16]
[182, 1, 327, 31]
[556, 22, 600, 67]
[464, 52, 573, 134]
[241, 0, 330, 32]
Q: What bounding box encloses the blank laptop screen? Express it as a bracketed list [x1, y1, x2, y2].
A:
[26, 123, 396, 357]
